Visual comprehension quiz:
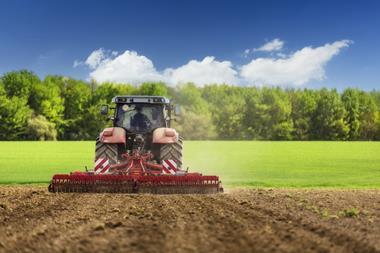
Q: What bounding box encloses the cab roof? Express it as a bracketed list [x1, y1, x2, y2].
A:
[112, 95, 170, 104]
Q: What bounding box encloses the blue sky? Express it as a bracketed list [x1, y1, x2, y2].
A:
[0, 0, 379, 89]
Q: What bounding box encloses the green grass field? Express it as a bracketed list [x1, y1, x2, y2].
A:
[0, 141, 379, 187]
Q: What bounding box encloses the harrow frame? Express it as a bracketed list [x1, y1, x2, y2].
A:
[48, 173, 222, 194]
[48, 149, 223, 194]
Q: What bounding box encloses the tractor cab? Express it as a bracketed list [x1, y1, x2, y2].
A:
[115, 103, 165, 133]
[100, 96, 176, 154]
[102, 96, 172, 134]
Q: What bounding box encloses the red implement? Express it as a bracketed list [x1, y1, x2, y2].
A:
[48, 150, 223, 194]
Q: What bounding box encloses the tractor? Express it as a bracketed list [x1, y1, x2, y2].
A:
[48, 95, 222, 194]
[96, 96, 183, 171]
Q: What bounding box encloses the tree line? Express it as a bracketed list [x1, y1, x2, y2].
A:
[0, 70, 379, 141]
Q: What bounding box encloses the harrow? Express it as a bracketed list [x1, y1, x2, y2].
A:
[48, 150, 223, 194]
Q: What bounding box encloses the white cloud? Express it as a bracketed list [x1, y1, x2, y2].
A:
[164, 57, 238, 86]
[89, 50, 163, 84]
[73, 59, 82, 68]
[73, 48, 110, 68]
[241, 40, 351, 86]
[85, 48, 106, 69]
[276, 52, 287, 58]
[76, 39, 351, 86]
[254, 38, 284, 52]
[243, 49, 251, 58]
[80, 49, 238, 85]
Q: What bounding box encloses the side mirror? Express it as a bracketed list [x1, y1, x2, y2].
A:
[100, 105, 109, 115]
[174, 105, 181, 116]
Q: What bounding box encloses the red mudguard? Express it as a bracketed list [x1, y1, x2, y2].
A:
[99, 127, 126, 144]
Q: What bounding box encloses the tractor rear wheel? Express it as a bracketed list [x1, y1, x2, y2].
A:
[159, 136, 183, 168]
[95, 137, 119, 165]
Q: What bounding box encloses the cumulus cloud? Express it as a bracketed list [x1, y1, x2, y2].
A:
[241, 40, 351, 86]
[79, 50, 238, 85]
[76, 39, 351, 86]
[164, 57, 238, 86]
[254, 38, 284, 52]
[85, 48, 106, 68]
[89, 50, 163, 84]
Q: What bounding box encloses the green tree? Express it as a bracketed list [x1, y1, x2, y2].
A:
[1, 70, 40, 99]
[341, 88, 361, 140]
[244, 87, 293, 140]
[30, 76, 65, 125]
[311, 89, 349, 140]
[0, 92, 32, 140]
[202, 85, 246, 139]
[172, 83, 216, 139]
[290, 89, 317, 140]
[136, 82, 168, 96]
[60, 78, 92, 139]
[91, 82, 136, 103]
[358, 91, 378, 140]
[27, 115, 57, 140]
[173, 108, 216, 140]
[1, 69, 380, 141]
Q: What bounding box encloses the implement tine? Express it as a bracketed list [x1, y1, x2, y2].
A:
[49, 173, 221, 194]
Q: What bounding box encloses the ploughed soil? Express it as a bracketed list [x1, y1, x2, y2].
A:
[0, 186, 379, 253]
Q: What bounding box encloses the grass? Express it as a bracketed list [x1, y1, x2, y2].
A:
[0, 141, 379, 188]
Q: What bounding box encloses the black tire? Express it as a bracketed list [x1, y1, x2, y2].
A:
[159, 136, 183, 168]
[95, 137, 119, 165]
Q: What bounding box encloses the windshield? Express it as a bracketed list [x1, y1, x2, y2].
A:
[115, 104, 166, 133]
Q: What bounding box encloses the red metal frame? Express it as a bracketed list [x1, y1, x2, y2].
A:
[48, 149, 223, 193]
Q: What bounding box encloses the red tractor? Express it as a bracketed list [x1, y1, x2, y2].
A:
[49, 95, 223, 194]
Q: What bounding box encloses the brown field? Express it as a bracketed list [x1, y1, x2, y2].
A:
[0, 186, 379, 253]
